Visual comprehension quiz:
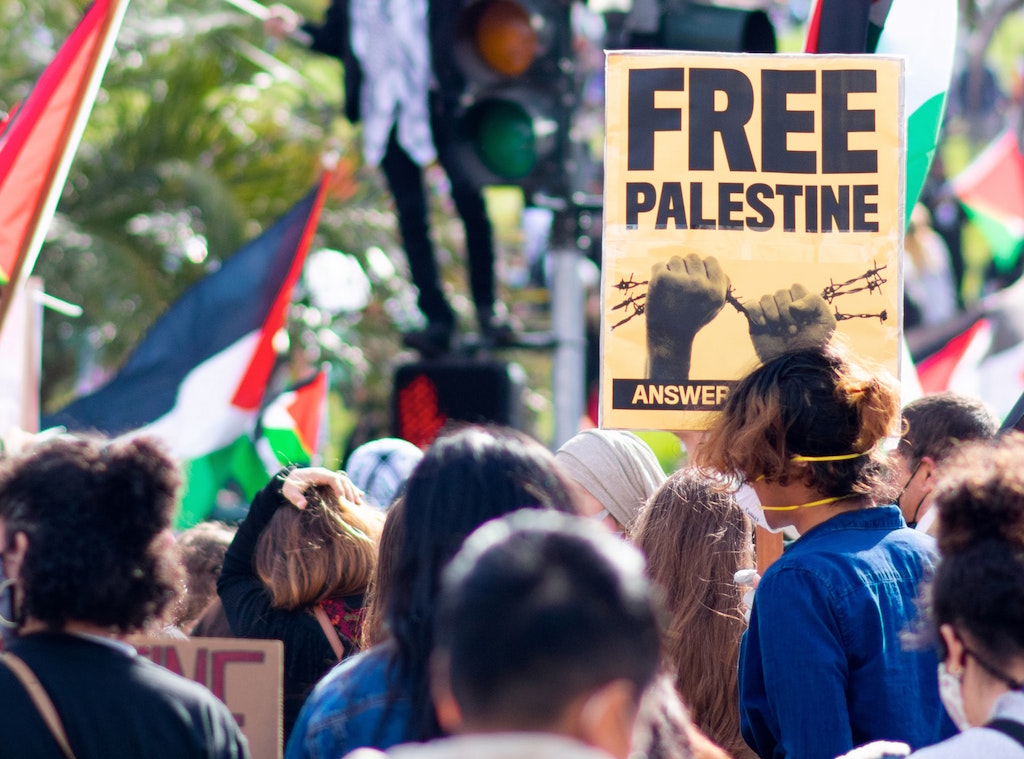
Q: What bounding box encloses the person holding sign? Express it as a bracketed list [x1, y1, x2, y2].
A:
[0, 435, 249, 759]
[695, 346, 954, 759]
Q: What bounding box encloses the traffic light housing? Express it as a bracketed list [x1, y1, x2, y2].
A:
[451, 0, 577, 199]
[658, 4, 776, 53]
[392, 359, 526, 448]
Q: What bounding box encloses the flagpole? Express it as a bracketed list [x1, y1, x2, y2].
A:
[0, 0, 131, 334]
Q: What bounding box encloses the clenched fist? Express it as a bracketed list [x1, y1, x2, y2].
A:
[747, 284, 836, 363]
[646, 254, 728, 382]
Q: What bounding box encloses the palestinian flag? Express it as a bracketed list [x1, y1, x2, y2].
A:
[805, 0, 957, 225]
[906, 275, 1024, 423]
[0, 0, 130, 325]
[257, 367, 329, 470]
[952, 130, 1024, 273]
[45, 177, 329, 527]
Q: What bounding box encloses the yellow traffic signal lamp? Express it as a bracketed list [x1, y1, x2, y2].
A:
[476, 0, 538, 77]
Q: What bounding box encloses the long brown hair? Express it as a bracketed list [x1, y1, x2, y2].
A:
[255, 485, 382, 610]
[632, 468, 755, 759]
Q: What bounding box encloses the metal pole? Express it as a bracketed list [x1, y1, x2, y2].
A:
[549, 210, 587, 448]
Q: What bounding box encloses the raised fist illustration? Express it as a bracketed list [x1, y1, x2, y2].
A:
[748, 284, 837, 363]
[646, 253, 728, 382]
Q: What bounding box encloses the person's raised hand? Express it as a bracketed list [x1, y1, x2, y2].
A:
[747, 284, 836, 363]
[281, 467, 363, 510]
[264, 4, 301, 39]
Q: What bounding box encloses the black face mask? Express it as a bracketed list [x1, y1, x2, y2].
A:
[896, 461, 925, 528]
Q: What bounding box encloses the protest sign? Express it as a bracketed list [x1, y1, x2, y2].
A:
[602, 52, 904, 431]
[133, 637, 283, 759]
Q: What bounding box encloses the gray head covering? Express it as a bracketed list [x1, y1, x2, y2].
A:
[555, 429, 667, 527]
[345, 437, 424, 510]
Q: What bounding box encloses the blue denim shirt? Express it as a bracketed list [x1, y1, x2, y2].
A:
[740, 506, 955, 759]
[286, 644, 411, 759]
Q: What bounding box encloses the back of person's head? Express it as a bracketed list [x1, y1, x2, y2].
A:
[0, 434, 182, 633]
[923, 433, 1024, 689]
[697, 345, 898, 499]
[899, 392, 998, 468]
[344, 437, 423, 510]
[388, 425, 577, 741]
[433, 509, 660, 756]
[174, 521, 236, 628]
[631, 468, 752, 758]
[555, 429, 666, 529]
[255, 484, 382, 610]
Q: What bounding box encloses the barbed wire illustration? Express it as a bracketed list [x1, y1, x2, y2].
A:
[610, 262, 888, 330]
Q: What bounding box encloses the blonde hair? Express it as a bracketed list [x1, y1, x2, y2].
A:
[255, 485, 383, 610]
[697, 346, 898, 500]
[632, 469, 754, 759]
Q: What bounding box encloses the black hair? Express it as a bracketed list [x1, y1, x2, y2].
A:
[435, 509, 661, 727]
[924, 433, 1024, 667]
[386, 425, 577, 740]
[899, 392, 998, 467]
[0, 435, 182, 633]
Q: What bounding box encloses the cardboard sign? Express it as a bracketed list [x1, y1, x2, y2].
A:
[133, 637, 283, 759]
[602, 52, 905, 431]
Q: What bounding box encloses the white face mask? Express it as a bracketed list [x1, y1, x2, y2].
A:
[937, 662, 970, 732]
[735, 484, 777, 532]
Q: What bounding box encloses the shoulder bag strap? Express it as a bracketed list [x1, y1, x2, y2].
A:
[987, 718, 1024, 750]
[0, 652, 77, 759]
[314, 605, 347, 661]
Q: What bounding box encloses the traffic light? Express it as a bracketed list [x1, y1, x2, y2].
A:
[452, 0, 577, 199]
[658, 4, 776, 53]
[392, 359, 526, 448]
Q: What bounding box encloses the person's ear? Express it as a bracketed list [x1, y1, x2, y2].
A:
[918, 456, 937, 494]
[578, 680, 640, 759]
[3, 530, 29, 582]
[939, 624, 965, 673]
[429, 651, 462, 734]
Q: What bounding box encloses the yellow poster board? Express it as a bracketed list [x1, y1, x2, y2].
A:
[601, 52, 904, 431]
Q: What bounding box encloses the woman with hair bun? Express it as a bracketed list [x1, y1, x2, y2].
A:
[0, 435, 248, 758]
[696, 346, 953, 759]
[908, 433, 1024, 757]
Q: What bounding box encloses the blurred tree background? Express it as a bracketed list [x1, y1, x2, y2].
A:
[1, 0, 552, 463]
[7, 0, 1024, 462]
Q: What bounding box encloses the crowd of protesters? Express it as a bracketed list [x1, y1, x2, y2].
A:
[4, 344, 1024, 759]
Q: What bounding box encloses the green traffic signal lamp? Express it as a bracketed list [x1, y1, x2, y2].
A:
[468, 99, 537, 179]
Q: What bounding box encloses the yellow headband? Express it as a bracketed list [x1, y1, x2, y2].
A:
[760, 494, 851, 512]
[790, 452, 866, 463]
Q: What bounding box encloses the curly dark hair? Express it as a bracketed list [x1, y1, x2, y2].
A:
[0, 434, 183, 633]
[925, 433, 1024, 665]
[696, 346, 898, 501]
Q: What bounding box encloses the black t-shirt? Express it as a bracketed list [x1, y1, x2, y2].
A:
[0, 632, 249, 759]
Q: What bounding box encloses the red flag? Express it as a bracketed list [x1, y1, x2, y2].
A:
[0, 0, 130, 327]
